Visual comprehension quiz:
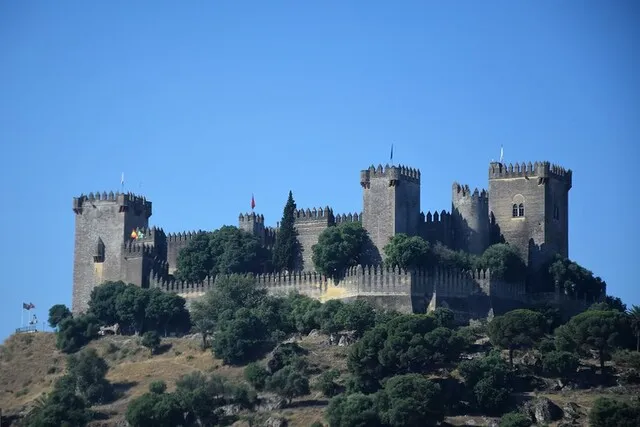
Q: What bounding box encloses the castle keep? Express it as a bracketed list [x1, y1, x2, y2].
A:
[72, 160, 580, 321]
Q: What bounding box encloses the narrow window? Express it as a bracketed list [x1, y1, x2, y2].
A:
[512, 204, 518, 217]
[553, 205, 559, 220]
[518, 203, 525, 217]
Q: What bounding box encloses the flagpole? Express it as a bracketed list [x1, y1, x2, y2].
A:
[21, 307, 24, 328]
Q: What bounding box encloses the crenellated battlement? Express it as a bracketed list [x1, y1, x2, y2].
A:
[489, 161, 572, 184]
[294, 206, 334, 221]
[122, 241, 155, 256]
[239, 212, 265, 224]
[334, 212, 362, 224]
[72, 191, 152, 217]
[452, 182, 488, 204]
[166, 230, 207, 242]
[360, 164, 421, 188]
[421, 210, 451, 224]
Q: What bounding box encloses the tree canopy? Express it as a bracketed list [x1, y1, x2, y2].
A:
[176, 226, 271, 282]
[312, 222, 373, 279]
[272, 191, 302, 272]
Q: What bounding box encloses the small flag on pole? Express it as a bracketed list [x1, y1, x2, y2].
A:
[500, 145, 504, 163]
[251, 194, 256, 210]
[390, 144, 394, 163]
[22, 302, 35, 310]
[121, 172, 125, 190]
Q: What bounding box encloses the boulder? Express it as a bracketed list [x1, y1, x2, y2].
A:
[562, 401, 582, 420]
[264, 416, 288, 427]
[523, 397, 563, 423]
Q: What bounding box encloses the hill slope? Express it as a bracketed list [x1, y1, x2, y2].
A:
[1, 331, 639, 426]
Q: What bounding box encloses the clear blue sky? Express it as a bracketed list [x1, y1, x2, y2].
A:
[0, 1, 638, 342]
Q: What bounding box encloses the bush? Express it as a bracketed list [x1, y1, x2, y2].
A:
[613, 350, 640, 370]
[542, 351, 580, 378]
[141, 331, 161, 354]
[149, 380, 167, 394]
[314, 369, 340, 397]
[589, 397, 640, 427]
[244, 363, 269, 391]
[499, 411, 532, 427]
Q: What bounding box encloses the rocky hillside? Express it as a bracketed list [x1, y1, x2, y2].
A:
[1, 330, 639, 427]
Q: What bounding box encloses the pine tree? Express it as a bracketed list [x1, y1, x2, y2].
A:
[272, 191, 301, 271]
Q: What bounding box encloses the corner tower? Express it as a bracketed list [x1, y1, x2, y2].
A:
[361, 165, 421, 258]
[452, 183, 489, 255]
[72, 192, 152, 313]
[488, 162, 572, 270]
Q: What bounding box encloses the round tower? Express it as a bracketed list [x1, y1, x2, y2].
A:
[451, 182, 489, 255]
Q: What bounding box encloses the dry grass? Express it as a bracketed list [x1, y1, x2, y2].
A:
[0, 331, 348, 426]
[2, 332, 638, 427]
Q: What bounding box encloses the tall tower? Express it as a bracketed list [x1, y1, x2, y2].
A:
[451, 182, 490, 255]
[72, 192, 152, 313]
[488, 161, 572, 271]
[361, 165, 421, 259]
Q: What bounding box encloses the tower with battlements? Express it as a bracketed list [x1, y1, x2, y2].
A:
[70, 158, 577, 317]
[72, 192, 152, 313]
[488, 161, 572, 271]
[360, 165, 421, 258]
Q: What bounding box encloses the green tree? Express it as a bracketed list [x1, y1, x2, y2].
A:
[175, 232, 212, 282]
[176, 227, 270, 281]
[142, 331, 161, 355]
[244, 362, 269, 391]
[48, 304, 72, 329]
[627, 305, 640, 352]
[488, 309, 547, 366]
[314, 369, 341, 397]
[326, 392, 382, 427]
[555, 309, 628, 370]
[548, 255, 606, 301]
[383, 234, 434, 270]
[479, 244, 526, 283]
[265, 365, 310, 404]
[56, 313, 100, 353]
[115, 285, 149, 334]
[499, 412, 532, 427]
[23, 376, 93, 427]
[429, 307, 455, 329]
[458, 351, 513, 415]
[126, 391, 185, 427]
[66, 348, 114, 404]
[541, 350, 580, 379]
[88, 280, 128, 325]
[145, 289, 190, 336]
[272, 190, 302, 271]
[375, 374, 444, 426]
[589, 397, 640, 427]
[312, 222, 371, 279]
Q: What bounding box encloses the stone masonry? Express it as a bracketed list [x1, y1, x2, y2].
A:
[71, 160, 576, 319]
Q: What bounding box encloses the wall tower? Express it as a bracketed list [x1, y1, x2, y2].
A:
[72, 192, 152, 313]
[451, 183, 490, 255]
[488, 161, 572, 271]
[361, 165, 421, 259]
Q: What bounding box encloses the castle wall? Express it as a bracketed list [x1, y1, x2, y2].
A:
[72, 192, 151, 313]
[451, 183, 489, 255]
[293, 207, 334, 271]
[166, 231, 205, 274]
[488, 162, 572, 271]
[420, 210, 453, 247]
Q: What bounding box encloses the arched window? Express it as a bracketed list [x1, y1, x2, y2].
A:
[512, 194, 525, 218]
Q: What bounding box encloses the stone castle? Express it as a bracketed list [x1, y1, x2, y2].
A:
[72, 160, 587, 322]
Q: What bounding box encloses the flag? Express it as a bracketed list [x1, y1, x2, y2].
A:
[500, 145, 504, 163]
[390, 144, 394, 162]
[121, 172, 125, 186]
[131, 229, 138, 240]
[251, 194, 256, 210]
[22, 302, 35, 310]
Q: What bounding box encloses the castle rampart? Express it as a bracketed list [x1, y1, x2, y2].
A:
[166, 230, 206, 274]
[73, 158, 578, 319]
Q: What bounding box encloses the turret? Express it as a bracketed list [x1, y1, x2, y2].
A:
[451, 182, 490, 255]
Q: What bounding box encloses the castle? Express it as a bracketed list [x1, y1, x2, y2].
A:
[72, 160, 586, 322]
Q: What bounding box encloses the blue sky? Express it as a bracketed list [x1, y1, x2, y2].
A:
[0, 1, 638, 342]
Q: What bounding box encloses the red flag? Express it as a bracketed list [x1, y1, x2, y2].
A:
[251, 194, 255, 210]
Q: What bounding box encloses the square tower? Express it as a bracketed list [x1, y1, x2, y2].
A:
[72, 192, 152, 313]
[361, 165, 421, 259]
[488, 162, 572, 271]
